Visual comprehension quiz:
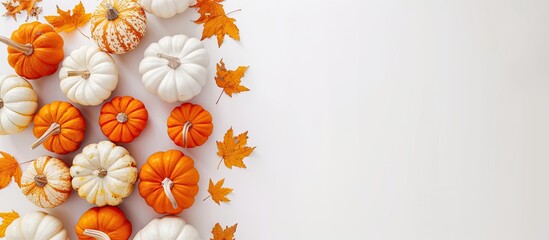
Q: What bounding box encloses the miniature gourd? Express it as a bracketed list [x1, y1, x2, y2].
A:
[91, 0, 147, 54]
[71, 140, 138, 206]
[59, 45, 118, 106]
[139, 35, 209, 103]
[0, 21, 64, 79]
[138, 150, 199, 214]
[20, 156, 72, 208]
[139, 0, 193, 18]
[76, 206, 132, 240]
[133, 216, 201, 240]
[167, 103, 213, 148]
[5, 211, 68, 240]
[0, 74, 38, 135]
[99, 96, 148, 143]
[31, 101, 86, 155]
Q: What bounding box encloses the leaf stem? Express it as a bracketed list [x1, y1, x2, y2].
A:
[217, 158, 224, 170]
[226, 9, 242, 16]
[76, 27, 90, 39]
[203, 195, 211, 201]
[216, 89, 224, 104]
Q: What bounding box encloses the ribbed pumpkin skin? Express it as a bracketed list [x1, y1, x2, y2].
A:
[167, 103, 213, 148]
[0, 74, 38, 135]
[76, 206, 132, 240]
[91, 0, 147, 54]
[133, 216, 201, 240]
[138, 150, 199, 214]
[99, 96, 148, 143]
[33, 101, 86, 154]
[5, 211, 69, 240]
[21, 156, 72, 208]
[7, 21, 64, 79]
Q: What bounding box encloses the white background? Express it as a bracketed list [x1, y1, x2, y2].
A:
[1, 0, 549, 239]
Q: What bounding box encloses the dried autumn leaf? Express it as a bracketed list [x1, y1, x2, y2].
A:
[44, 1, 91, 37]
[215, 59, 249, 104]
[211, 223, 238, 240]
[2, 0, 41, 21]
[217, 127, 255, 170]
[191, 0, 225, 24]
[0, 151, 22, 189]
[204, 178, 233, 205]
[0, 210, 19, 238]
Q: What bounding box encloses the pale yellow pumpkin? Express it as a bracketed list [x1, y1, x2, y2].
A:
[21, 156, 72, 208]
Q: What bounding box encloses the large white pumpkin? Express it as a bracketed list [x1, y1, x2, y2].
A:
[5, 211, 68, 240]
[59, 46, 118, 106]
[0, 74, 38, 135]
[139, 35, 209, 103]
[133, 216, 201, 240]
[139, 0, 193, 18]
[70, 140, 138, 206]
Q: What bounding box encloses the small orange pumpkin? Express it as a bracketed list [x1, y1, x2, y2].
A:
[91, 0, 147, 54]
[0, 21, 64, 79]
[99, 96, 148, 143]
[76, 206, 132, 240]
[31, 101, 86, 155]
[138, 150, 199, 214]
[167, 103, 213, 148]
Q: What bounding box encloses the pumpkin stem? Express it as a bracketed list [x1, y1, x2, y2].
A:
[0, 98, 3, 109]
[34, 175, 48, 187]
[68, 70, 91, 79]
[156, 53, 181, 69]
[105, 3, 119, 20]
[116, 112, 128, 123]
[95, 168, 108, 178]
[182, 121, 193, 148]
[0, 35, 33, 56]
[83, 229, 111, 240]
[162, 178, 178, 209]
[30, 122, 61, 150]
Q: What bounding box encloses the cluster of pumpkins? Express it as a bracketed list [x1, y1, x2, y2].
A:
[0, 0, 218, 239]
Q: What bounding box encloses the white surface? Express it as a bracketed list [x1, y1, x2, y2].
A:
[1, 0, 549, 239]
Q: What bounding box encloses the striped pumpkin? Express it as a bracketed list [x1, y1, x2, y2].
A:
[21, 156, 72, 208]
[91, 0, 147, 54]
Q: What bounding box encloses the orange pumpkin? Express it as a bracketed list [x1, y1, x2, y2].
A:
[167, 103, 213, 148]
[0, 21, 64, 79]
[31, 101, 86, 155]
[91, 0, 147, 54]
[99, 96, 148, 143]
[76, 206, 132, 240]
[138, 150, 199, 214]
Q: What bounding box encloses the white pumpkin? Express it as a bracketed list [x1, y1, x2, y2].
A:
[0, 74, 38, 135]
[5, 211, 68, 240]
[70, 140, 138, 206]
[139, 35, 209, 103]
[134, 216, 202, 240]
[139, 0, 193, 18]
[59, 46, 118, 106]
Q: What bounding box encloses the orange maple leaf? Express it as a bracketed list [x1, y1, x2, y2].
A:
[2, 0, 41, 21]
[191, 0, 240, 47]
[44, 1, 91, 37]
[0, 210, 19, 238]
[191, 0, 225, 24]
[211, 223, 238, 240]
[0, 152, 22, 190]
[204, 178, 233, 205]
[216, 127, 255, 170]
[215, 59, 249, 104]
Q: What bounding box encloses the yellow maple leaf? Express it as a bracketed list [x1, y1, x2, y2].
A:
[2, 0, 41, 21]
[44, 1, 91, 37]
[211, 223, 238, 240]
[216, 127, 255, 170]
[0, 210, 19, 238]
[204, 178, 233, 205]
[202, 14, 240, 47]
[0, 151, 22, 189]
[215, 59, 249, 104]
